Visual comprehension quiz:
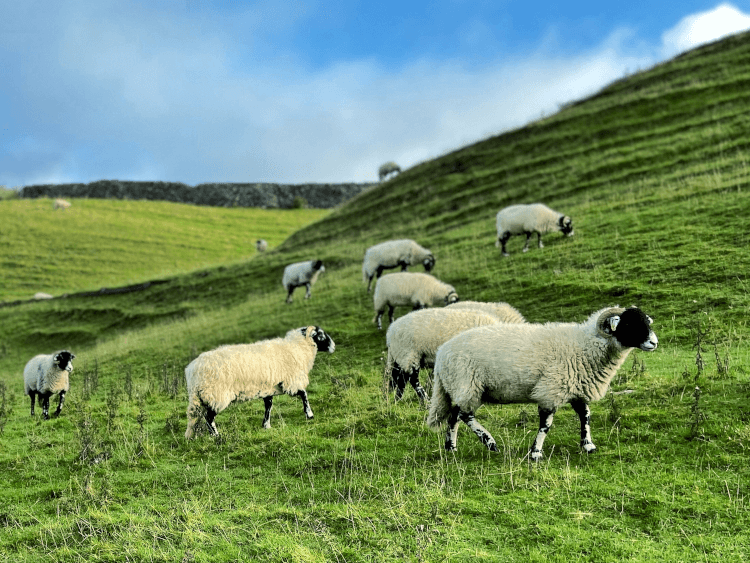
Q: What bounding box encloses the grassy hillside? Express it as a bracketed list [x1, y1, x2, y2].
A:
[1, 34, 750, 562]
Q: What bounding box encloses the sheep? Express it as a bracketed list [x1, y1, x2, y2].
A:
[427, 306, 658, 460]
[372, 272, 458, 330]
[378, 161, 401, 181]
[184, 326, 335, 439]
[23, 350, 76, 419]
[53, 198, 71, 210]
[256, 239, 268, 252]
[495, 203, 573, 256]
[446, 300, 526, 324]
[33, 292, 54, 300]
[282, 260, 325, 304]
[385, 307, 521, 403]
[362, 239, 435, 293]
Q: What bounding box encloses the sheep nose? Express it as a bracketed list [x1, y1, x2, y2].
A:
[641, 332, 658, 351]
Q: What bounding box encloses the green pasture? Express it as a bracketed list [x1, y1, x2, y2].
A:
[1, 33, 750, 562]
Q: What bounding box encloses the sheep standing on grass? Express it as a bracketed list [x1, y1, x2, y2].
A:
[256, 239, 268, 253]
[372, 272, 458, 330]
[282, 260, 325, 304]
[427, 306, 657, 460]
[495, 203, 573, 256]
[363, 239, 435, 293]
[378, 161, 401, 181]
[23, 350, 76, 419]
[53, 198, 71, 210]
[385, 303, 525, 402]
[184, 326, 335, 439]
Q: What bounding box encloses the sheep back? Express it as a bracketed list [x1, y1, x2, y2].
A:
[362, 239, 433, 281]
[446, 301, 526, 324]
[373, 272, 456, 313]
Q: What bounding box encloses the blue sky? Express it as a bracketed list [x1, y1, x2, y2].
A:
[2, 1, 750, 186]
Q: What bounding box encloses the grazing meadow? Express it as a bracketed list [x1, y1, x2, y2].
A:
[1, 33, 750, 562]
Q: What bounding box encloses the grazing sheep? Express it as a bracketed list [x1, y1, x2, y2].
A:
[256, 239, 268, 252]
[363, 239, 435, 293]
[495, 203, 573, 256]
[372, 272, 458, 330]
[427, 306, 657, 460]
[446, 301, 526, 324]
[53, 198, 71, 210]
[282, 260, 325, 304]
[23, 350, 76, 419]
[385, 308, 511, 403]
[379, 161, 401, 181]
[33, 292, 54, 300]
[184, 326, 335, 439]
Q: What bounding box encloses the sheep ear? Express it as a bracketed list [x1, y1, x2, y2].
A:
[604, 315, 620, 334]
[305, 326, 317, 338]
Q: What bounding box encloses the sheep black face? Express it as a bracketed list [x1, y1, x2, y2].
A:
[423, 255, 435, 272]
[53, 351, 76, 372]
[604, 308, 658, 351]
[301, 326, 336, 353]
[312, 260, 324, 271]
[559, 216, 574, 237]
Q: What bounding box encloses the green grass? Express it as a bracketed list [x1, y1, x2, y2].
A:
[0, 198, 328, 302]
[1, 33, 750, 562]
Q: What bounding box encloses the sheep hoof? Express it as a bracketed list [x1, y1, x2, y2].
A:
[502, 252, 510, 258]
[529, 451, 543, 462]
[487, 442, 498, 452]
[522, 247, 529, 253]
[582, 443, 597, 454]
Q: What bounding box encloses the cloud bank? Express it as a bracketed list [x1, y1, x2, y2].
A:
[2, 2, 750, 186]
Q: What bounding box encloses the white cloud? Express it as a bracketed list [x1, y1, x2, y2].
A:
[661, 3, 750, 58]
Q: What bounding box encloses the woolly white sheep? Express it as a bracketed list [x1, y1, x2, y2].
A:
[378, 161, 401, 181]
[184, 326, 335, 439]
[495, 203, 573, 256]
[256, 239, 268, 252]
[282, 260, 325, 304]
[23, 350, 76, 419]
[372, 272, 458, 330]
[427, 306, 657, 460]
[362, 239, 435, 293]
[385, 305, 524, 403]
[53, 198, 71, 210]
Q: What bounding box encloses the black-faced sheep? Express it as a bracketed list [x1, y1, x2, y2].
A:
[23, 350, 75, 419]
[427, 306, 657, 460]
[282, 260, 325, 304]
[256, 239, 268, 252]
[372, 272, 458, 330]
[362, 239, 435, 293]
[184, 326, 335, 439]
[495, 203, 573, 256]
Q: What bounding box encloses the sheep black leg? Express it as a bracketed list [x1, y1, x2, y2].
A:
[445, 405, 461, 451]
[295, 390, 314, 420]
[387, 305, 395, 325]
[522, 232, 532, 253]
[499, 233, 511, 257]
[537, 232, 544, 249]
[54, 391, 66, 417]
[41, 392, 51, 420]
[204, 405, 220, 436]
[285, 285, 295, 304]
[570, 398, 596, 454]
[459, 410, 498, 451]
[391, 363, 408, 400]
[262, 396, 273, 429]
[367, 276, 374, 293]
[29, 391, 36, 416]
[530, 406, 556, 461]
[375, 310, 384, 330]
[407, 368, 427, 404]
[304, 282, 311, 299]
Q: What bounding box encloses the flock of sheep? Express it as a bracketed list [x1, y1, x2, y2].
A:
[23, 202, 658, 461]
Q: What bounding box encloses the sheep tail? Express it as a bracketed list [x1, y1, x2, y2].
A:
[426, 376, 450, 431]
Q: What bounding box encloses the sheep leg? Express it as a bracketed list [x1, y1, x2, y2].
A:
[407, 368, 427, 404]
[54, 391, 66, 417]
[204, 405, 220, 436]
[459, 410, 498, 452]
[530, 406, 556, 461]
[570, 398, 596, 454]
[522, 232, 533, 253]
[285, 285, 295, 304]
[387, 305, 395, 325]
[304, 282, 312, 299]
[375, 310, 384, 330]
[29, 391, 36, 416]
[262, 396, 273, 429]
[295, 390, 314, 420]
[536, 232, 544, 249]
[391, 362, 408, 400]
[398, 260, 409, 272]
[366, 275, 374, 293]
[499, 232, 511, 256]
[40, 392, 51, 420]
[444, 405, 461, 451]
